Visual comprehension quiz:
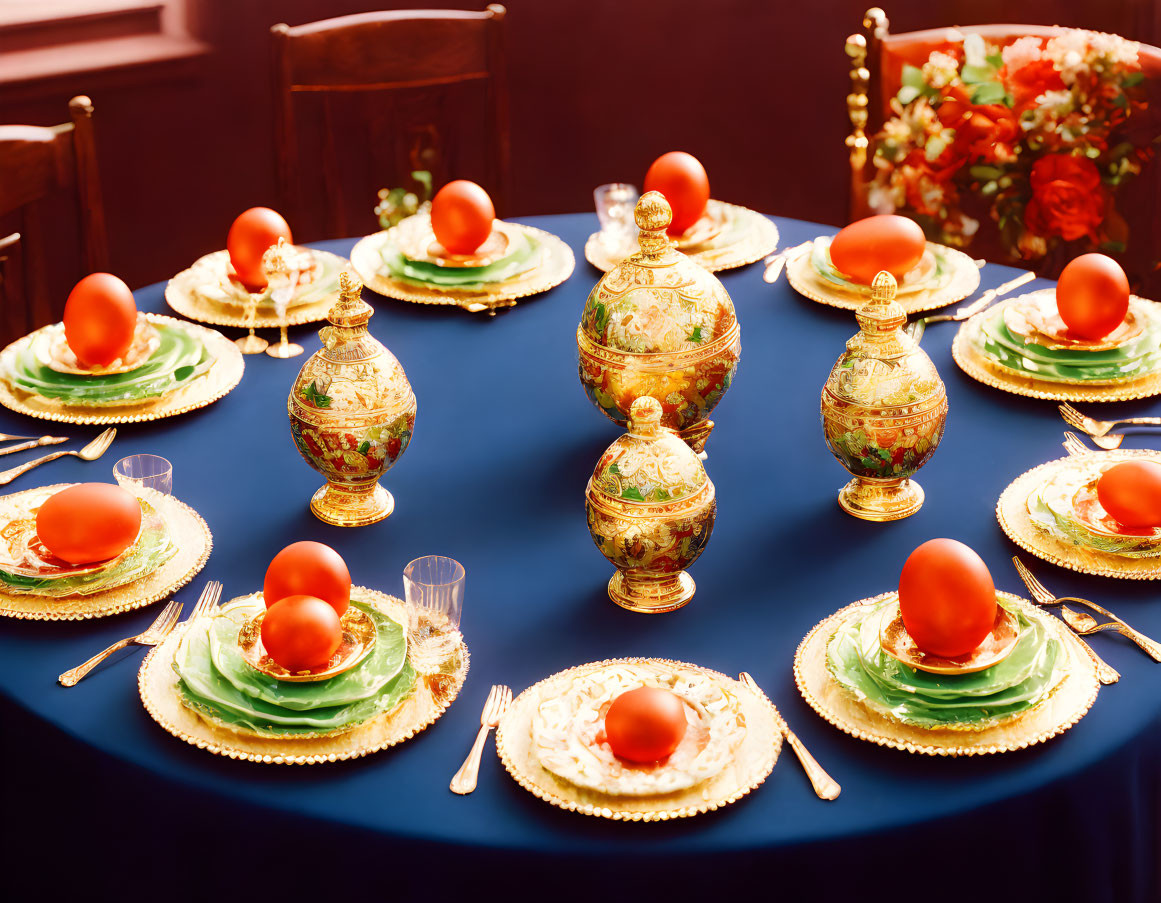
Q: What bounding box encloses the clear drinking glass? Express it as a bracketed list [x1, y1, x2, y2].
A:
[113, 454, 173, 495]
[594, 182, 639, 251]
[403, 555, 464, 674]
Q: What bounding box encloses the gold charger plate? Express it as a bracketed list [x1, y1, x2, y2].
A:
[879, 600, 1020, 675]
[952, 300, 1161, 403]
[584, 201, 780, 274]
[786, 240, 980, 314]
[0, 484, 211, 621]
[138, 588, 468, 764]
[495, 657, 782, 821]
[997, 450, 1161, 579]
[350, 220, 575, 313]
[239, 602, 377, 682]
[165, 248, 355, 328]
[0, 314, 244, 426]
[795, 592, 1099, 756]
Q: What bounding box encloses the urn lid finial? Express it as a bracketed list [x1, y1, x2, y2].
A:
[855, 269, 906, 336]
[329, 271, 373, 329]
[634, 192, 673, 258]
[627, 396, 663, 437]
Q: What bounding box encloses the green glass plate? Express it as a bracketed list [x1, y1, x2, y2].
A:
[380, 231, 540, 290]
[810, 235, 952, 294]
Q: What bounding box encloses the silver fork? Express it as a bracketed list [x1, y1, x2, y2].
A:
[739, 671, 840, 800]
[905, 270, 1035, 342]
[1012, 557, 1120, 683]
[1012, 557, 1161, 663]
[0, 427, 116, 485]
[0, 435, 68, 456]
[1062, 431, 1095, 458]
[58, 599, 182, 686]
[450, 683, 512, 795]
[763, 241, 812, 284]
[1059, 403, 1161, 450]
[185, 580, 224, 622]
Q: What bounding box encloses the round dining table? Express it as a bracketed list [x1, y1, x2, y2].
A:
[2, 214, 1159, 903]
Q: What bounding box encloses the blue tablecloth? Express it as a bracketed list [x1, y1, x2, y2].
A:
[2, 215, 1159, 903]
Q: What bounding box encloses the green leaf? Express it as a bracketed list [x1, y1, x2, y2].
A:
[687, 325, 704, 344]
[970, 82, 1007, 105]
[655, 488, 672, 501]
[411, 170, 433, 197]
[896, 85, 921, 106]
[357, 441, 370, 455]
[969, 165, 1004, 180]
[1124, 71, 1145, 88]
[985, 52, 1004, 69]
[900, 64, 926, 89]
[621, 486, 645, 502]
[1112, 93, 1128, 109]
[1100, 241, 1127, 253]
[960, 63, 994, 85]
[608, 462, 620, 475]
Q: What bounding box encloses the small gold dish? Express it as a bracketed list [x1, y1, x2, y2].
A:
[41, 315, 160, 376]
[416, 227, 511, 268]
[1003, 293, 1144, 351]
[878, 600, 1020, 675]
[238, 604, 377, 682]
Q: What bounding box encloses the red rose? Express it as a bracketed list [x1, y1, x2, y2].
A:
[935, 86, 1020, 167]
[1004, 59, 1065, 112]
[1024, 154, 1106, 242]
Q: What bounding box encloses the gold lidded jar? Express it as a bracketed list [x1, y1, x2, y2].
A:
[577, 191, 740, 455]
[288, 272, 416, 527]
[585, 396, 717, 613]
[820, 270, 947, 520]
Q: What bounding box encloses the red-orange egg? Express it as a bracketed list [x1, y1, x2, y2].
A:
[829, 215, 926, 285]
[35, 483, 141, 565]
[260, 595, 343, 672]
[1097, 461, 1161, 528]
[1057, 253, 1129, 340]
[604, 686, 687, 763]
[431, 180, 495, 255]
[63, 273, 137, 368]
[643, 151, 710, 235]
[263, 541, 351, 616]
[227, 207, 292, 289]
[898, 539, 997, 658]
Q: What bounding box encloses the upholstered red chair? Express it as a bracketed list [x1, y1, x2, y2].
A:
[846, 9, 1161, 297]
[271, 5, 511, 241]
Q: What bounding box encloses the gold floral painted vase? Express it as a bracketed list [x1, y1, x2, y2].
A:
[820, 270, 947, 521]
[577, 191, 740, 455]
[585, 396, 717, 613]
[288, 272, 416, 527]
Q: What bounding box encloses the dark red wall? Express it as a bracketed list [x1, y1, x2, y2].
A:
[3, 0, 1159, 303]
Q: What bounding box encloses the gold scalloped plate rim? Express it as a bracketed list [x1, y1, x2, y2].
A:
[0, 484, 212, 621]
[794, 592, 1099, 756]
[584, 202, 779, 274]
[350, 223, 575, 311]
[997, 451, 1161, 580]
[495, 656, 782, 821]
[0, 315, 244, 425]
[137, 588, 469, 764]
[952, 306, 1161, 402]
[164, 248, 355, 328]
[786, 241, 980, 314]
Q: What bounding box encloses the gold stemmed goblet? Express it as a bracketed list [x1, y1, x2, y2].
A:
[264, 237, 304, 359]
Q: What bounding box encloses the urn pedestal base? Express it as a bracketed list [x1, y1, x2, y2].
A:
[309, 482, 394, 528]
[608, 570, 696, 614]
[837, 476, 924, 522]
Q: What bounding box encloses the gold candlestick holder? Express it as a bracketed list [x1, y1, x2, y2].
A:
[820, 271, 947, 520]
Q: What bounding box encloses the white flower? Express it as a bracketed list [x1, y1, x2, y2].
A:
[923, 51, 960, 89]
[866, 182, 900, 215]
[1002, 37, 1044, 72]
[963, 33, 987, 68]
[961, 216, 980, 238]
[1045, 30, 1092, 84]
[1037, 89, 1074, 115]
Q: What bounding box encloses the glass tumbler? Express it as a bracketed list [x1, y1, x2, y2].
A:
[113, 454, 173, 495]
[594, 183, 639, 251]
[403, 555, 464, 673]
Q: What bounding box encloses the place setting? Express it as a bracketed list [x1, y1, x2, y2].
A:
[780, 213, 981, 314]
[350, 179, 575, 314]
[953, 253, 1161, 402]
[166, 207, 354, 353]
[138, 547, 469, 765]
[0, 272, 243, 425]
[0, 453, 212, 621]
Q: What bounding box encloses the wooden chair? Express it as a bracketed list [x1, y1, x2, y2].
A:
[0, 96, 108, 340]
[846, 10, 1161, 297]
[271, 5, 511, 241]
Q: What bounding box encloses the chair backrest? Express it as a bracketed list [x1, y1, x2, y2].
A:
[271, 5, 510, 240]
[0, 96, 108, 339]
[846, 10, 1161, 297]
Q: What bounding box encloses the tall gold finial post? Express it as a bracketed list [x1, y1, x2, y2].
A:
[634, 192, 673, 259]
[328, 270, 372, 328]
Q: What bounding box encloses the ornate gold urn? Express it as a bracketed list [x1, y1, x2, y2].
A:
[288, 272, 416, 527]
[820, 271, 946, 521]
[577, 192, 740, 455]
[585, 396, 717, 613]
